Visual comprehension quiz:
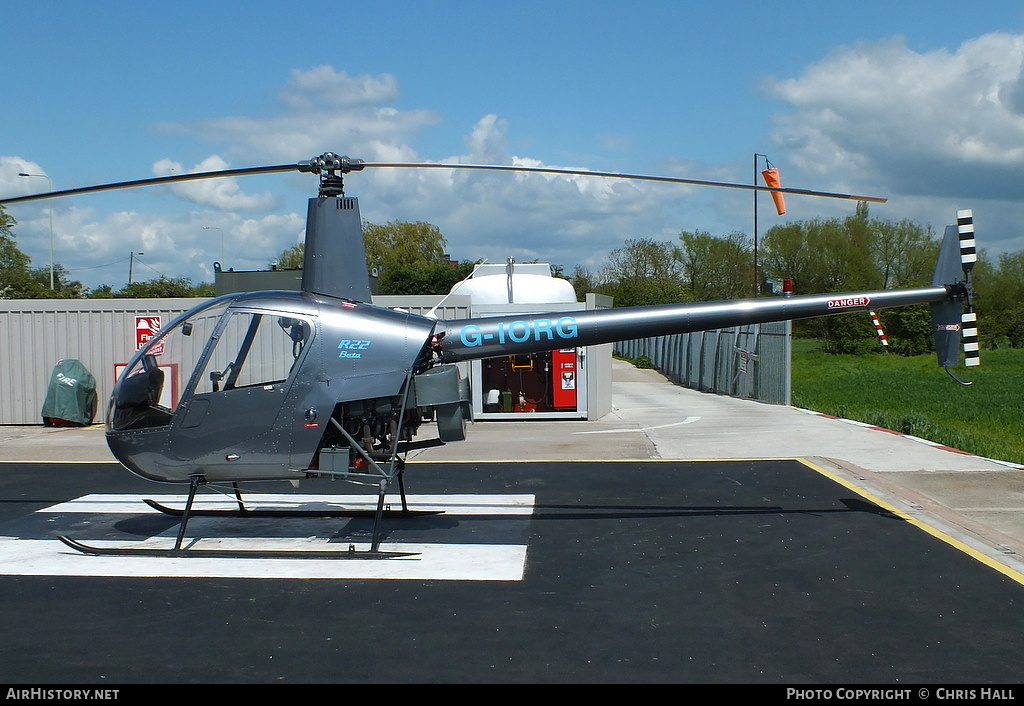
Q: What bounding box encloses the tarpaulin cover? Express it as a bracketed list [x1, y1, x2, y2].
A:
[41, 359, 97, 426]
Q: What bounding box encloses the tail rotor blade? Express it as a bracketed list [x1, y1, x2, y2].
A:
[956, 210, 980, 369]
[962, 309, 980, 368]
[957, 209, 977, 274]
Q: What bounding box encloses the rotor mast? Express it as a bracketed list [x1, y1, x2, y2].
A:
[297, 153, 373, 302]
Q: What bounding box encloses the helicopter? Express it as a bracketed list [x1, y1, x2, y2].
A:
[0, 153, 979, 558]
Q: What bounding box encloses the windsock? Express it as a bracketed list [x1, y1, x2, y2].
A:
[761, 167, 786, 215]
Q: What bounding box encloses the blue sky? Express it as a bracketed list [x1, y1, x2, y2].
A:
[4, 1, 1024, 290]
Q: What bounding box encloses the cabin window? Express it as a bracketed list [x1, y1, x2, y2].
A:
[194, 312, 311, 394]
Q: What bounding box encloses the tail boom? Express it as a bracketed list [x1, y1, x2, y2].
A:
[437, 286, 953, 363]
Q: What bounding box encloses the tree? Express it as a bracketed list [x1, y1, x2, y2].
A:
[363, 220, 447, 273]
[87, 276, 214, 298]
[273, 219, 449, 275]
[873, 220, 939, 289]
[1, 206, 46, 298]
[29, 264, 84, 298]
[600, 238, 681, 282]
[677, 230, 753, 301]
[274, 243, 304, 269]
[761, 204, 937, 295]
[596, 238, 688, 307]
[974, 250, 1024, 348]
[568, 265, 598, 303]
[1, 205, 89, 298]
[378, 260, 476, 295]
[760, 204, 940, 353]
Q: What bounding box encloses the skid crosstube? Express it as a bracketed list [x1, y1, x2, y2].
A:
[143, 498, 442, 519]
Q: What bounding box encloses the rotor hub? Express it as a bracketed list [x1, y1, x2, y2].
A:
[298, 152, 365, 197]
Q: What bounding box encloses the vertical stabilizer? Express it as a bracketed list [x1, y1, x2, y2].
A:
[929, 209, 977, 371]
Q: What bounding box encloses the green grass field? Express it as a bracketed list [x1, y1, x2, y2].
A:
[791, 339, 1024, 465]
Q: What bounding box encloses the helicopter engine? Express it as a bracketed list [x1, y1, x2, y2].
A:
[310, 363, 471, 481]
[325, 395, 421, 463]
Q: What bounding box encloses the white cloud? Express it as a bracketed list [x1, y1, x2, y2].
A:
[157, 66, 441, 163]
[350, 114, 684, 272]
[0, 157, 51, 199]
[151, 155, 281, 212]
[26, 40, 1024, 294]
[276, 66, 400, 111]
[765, 32, 1024, 201]
[100, 67, 708, 281]
[68, 209, 306, 287]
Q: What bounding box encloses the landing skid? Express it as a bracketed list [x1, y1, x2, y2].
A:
[59, 460, 434, 559]
[57, 536, 417, 560]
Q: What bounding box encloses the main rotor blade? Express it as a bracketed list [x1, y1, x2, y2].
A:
[362, 161, 888, 203]
[1, 155, 887, 205]
[0, 163, 301, 205]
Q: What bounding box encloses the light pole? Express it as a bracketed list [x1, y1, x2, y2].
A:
[17, 172, 54, 289]
[129, 252, 144, 285]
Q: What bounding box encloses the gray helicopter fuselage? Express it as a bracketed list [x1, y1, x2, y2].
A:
[106, 290, 438, 483]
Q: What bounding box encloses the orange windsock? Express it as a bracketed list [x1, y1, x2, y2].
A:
[761, 167, 786, 215]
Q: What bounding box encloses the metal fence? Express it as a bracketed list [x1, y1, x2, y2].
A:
[0, 298, 207, 425]
[0, 295, 474, 426]
[613, 320, 792, 405]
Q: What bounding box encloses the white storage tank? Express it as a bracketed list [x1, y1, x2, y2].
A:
[447, 262, 578, 306]
[447, 260, 611, 420]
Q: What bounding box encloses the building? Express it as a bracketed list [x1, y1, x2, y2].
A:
[0, 261, 613, 424]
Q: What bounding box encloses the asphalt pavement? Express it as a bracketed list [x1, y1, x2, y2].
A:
[2, 358, 1024, 684]
[2, 358, 1022, 578]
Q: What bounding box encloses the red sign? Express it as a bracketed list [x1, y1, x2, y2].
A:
[551, 348, 577, 409]
[827, 296, 870, 310]
[135, 316, 163, 354]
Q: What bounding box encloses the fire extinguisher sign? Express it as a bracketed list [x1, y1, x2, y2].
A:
[135, 316, 164, 354]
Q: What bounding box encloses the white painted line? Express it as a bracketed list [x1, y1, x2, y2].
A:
[574, 417, 702, 435]
[0, 538, 528, 581]
[43, 494, 537, 515]
[0, 494, 534, 581]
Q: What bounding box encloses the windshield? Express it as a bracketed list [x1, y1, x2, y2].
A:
[108, 299, 231, 431]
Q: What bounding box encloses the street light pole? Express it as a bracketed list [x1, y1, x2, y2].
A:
[17, 172, 54, 289]
[129, 252, 144, 285]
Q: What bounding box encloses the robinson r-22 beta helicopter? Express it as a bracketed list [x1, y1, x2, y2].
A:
[0, 153, 979, 558]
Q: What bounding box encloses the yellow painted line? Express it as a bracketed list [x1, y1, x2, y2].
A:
[427, 457, 1024, 586]
[797, 457, 1024, 588]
